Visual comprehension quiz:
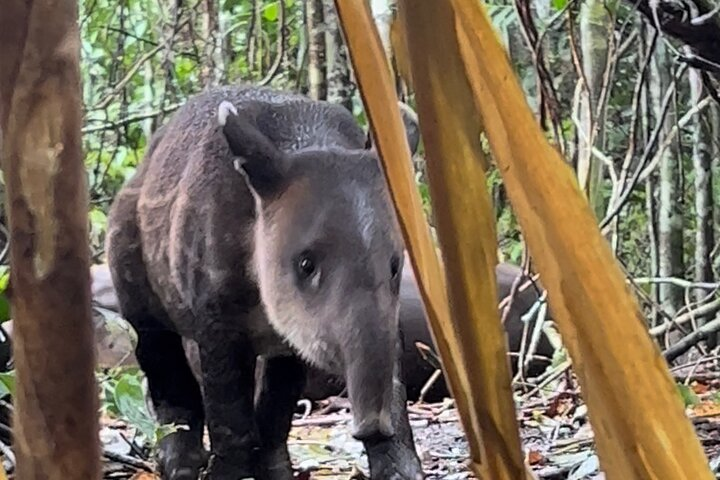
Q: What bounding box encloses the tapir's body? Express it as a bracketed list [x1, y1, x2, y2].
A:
[105, 85, 423, 480]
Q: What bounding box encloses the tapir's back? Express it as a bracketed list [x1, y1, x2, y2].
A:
[136, 85, 365, 218]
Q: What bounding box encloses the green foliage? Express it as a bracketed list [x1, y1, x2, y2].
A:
[677, 383, 700, 407]
[99, 367, 180, 448]
[0, 371, 15, 399]
[0, 267, 10, 324]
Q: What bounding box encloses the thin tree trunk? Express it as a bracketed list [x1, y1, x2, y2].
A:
[651, 42, 685, 318]
[370, 0, 395, 76]
[712, 102, 720, 259]
[200, 0, 225, 88]
[640, 22, 661, 326]
[0, 2, 101, 479]
[307, 0, 327, 100]
[576, 0, 612, 219]
[689, 67, 714, 318]
[324, 0, 354, 111]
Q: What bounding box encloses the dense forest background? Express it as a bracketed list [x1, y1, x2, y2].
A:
[1, 0, 718, 354]
[80, 0, 720, 352]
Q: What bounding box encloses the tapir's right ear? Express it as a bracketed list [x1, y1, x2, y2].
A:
[218, 100, 287, 197]
[363, 101, 421, 156]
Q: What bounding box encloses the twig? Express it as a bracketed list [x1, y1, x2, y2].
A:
[650, 296, 720, 336]
[292, 414, 352, 427]
[0, 439, 15, 467]
[83, 104, 181, 134]
[102, 450, 154, 471]
[632, 277, 720, 289]
[417, 369, 442, 404]
[664, 318, 720, 362]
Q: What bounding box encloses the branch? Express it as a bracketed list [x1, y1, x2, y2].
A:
[625, 0, 720, 81]
[82, 104, 181, 134]
[664, 317, 720, 362]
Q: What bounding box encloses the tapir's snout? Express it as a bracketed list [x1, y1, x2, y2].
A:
[340, 293, 399, 442]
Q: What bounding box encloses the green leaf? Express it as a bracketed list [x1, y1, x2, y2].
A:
[0, 371, 15, 398]
[677, 383, 700, 407]
[552, 0, 569, 10]
[263, 2, 279, 22]
[113, 373, 157, 441]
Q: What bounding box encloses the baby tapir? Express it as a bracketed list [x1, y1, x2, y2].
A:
[105, 85, 424, 480]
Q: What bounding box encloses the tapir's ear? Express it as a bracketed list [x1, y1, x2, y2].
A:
[398, 102, 420, 156]
[364, 101, 421, 156]
[218, 100, 287, 197]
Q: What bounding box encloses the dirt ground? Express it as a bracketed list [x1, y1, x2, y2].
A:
[97, 371, 720, 480]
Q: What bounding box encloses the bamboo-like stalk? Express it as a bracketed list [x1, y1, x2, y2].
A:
[451, 0, 713, 478]
[334, 1, 537, 479]
[398, 3, 532, 479]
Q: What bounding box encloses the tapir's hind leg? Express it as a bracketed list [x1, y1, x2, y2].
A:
[106, 188, 207, 480]
[254, 355, 306, 480]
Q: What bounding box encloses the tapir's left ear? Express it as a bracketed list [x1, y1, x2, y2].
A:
[364, 101, 421, 156]
[218, 100, 288, 198]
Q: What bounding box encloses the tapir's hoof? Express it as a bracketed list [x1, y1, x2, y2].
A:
[157, 436, 208, 480]
[201, 454, 257, 480]
[255, 447, 294, 480]
[371, 467, 425, 480]
[366, 441, 425, 480]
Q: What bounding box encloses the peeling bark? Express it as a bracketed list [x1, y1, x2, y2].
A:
[200, 0, 225, 88]
[307, 0, 328, 100]
[0, 2, 101, 479]
[576, 0, 613, 219]
[324, 0, 355, 111]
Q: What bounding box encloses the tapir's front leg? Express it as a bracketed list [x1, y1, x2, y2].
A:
[362, 374, 425, 480]
[197, 329, 259, 480]
[254, 355, 306, 480]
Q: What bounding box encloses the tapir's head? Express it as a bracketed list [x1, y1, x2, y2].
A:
[218, 100, 420, 441]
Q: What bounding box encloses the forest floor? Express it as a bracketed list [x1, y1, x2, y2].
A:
[97, 363, 720, 480]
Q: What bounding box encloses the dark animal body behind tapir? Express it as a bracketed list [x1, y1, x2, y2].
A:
[105, 85, 425, 480]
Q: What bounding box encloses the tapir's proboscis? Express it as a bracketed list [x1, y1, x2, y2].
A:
[105, 85, 424, 480]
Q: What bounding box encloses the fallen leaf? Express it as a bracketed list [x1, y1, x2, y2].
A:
[691, 382, 710, 395]
[689, 401, 720, 418]
[130, 473, 159, 480]
[527, 449, 544, 465]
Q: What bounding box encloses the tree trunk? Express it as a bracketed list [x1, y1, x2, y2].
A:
[0, 2, 101, 480]
[324, 0, 354, 111]
[712, 103, 720, 266]
[689, 67, 715, 344]
[651, 42, 684, 318]
[576, 0, 612, 219]
[370, 0, 396, 76]
[307, 0, 327, 100]
[200, 0, 225, 88]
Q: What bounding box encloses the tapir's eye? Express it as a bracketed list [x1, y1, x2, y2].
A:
[294, 251, 320, 288]
[390, 255, 401, 280]
[297, 255, 316, 278]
